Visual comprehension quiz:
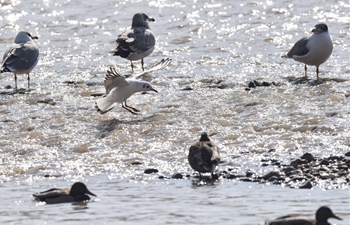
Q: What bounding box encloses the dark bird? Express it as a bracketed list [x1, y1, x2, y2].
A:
[285, 23, 333, 80]
[188, 132, 220, 179]
[110, 12, 156, 73]
[1, 31, 39, 89]
[33, 182, 97, 204]
[265, 206, 342, 225]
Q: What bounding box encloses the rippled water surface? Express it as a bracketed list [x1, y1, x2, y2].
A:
[0, 0, 349, 224]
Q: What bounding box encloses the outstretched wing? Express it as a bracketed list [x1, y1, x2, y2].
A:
[127, 58, 172, 79]
[104, 66, 128, 94]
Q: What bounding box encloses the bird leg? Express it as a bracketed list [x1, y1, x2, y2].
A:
[14, 73, 18, 89]
[304, 64, 308, 78]
[316, 66, 319, 80]
[130, 61, 134, 74]
[122, 100, 140, 114]
[27, 73, 30, 89]
[125, 100, 140, 112]
[141, 58, 145, 71]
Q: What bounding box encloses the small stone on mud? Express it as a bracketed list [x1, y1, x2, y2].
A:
[172, 173, 183, 179]
[182, 86, 193, 91]
[319, 159, 329, 166]
[299, 180, 313, 189]
[226, 174, 238, 179]
[246, 170, 254, 177]
[36, 98, 56, 105]
[290, 158, 308, 167]
[301, 153, 315, 163]
[144, 168, 159, 174]
[263, 171, 280, 180]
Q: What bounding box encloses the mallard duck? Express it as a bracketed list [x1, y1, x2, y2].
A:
[188, 132, 220, 179]
[266, 206, 342, 225]
[33, 182, 96, 204]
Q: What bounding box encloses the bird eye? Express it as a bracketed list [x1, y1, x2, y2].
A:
[143, 84, 145, 88]
[147, 85, 150, 88]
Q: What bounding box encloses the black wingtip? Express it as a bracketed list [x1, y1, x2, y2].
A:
[0, 67, 11, 73]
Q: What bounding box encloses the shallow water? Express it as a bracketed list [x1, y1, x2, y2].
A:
[0, 0, 349, 224]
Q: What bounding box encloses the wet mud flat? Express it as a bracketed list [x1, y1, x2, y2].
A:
[141, 151, 350, 190]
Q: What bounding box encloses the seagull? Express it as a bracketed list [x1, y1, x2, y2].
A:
[188, 132, 220, 179]
[286, 23, 333, 80]
[265, 206, 342, 225]
[1, 31, 39, 89]
[110, 12, 156, 73]
[95, 66, 158, 114]
[33, 182, 97, 204]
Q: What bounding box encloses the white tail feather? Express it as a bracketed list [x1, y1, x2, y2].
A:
[95, 95, 116, 114]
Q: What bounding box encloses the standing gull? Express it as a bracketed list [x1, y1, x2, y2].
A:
[95, 66, 158, 114]
[33, 182, 97, 204]
[286, 23, 333, 80]
[265, 206, 342, 225]
[1, 31, 39, 89]
[188, 132, 220, 179]
[110, 12, 156, 73]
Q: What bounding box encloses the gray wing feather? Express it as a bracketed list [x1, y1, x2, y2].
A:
[104, 66, 128, 94]
[2, 43, 39, 72]
[124, 27, 155, 53]
[287, 37, 309, 58]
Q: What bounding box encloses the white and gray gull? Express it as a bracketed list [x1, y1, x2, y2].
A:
[1, 31, 39, 89]
[110, 12, 155, 73]
[95, 66, 158, 115]
[286, 23, 333, 80]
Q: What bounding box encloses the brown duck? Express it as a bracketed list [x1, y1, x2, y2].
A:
[33, 182, 96, 204]
[266, 206, 342, 225]
[188, 132, 220, 178]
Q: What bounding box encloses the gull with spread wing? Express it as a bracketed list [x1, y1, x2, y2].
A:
[95, 66, 158, 115]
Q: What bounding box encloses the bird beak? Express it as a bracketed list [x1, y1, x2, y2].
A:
[151, 88, 158, 93]
[332, 213, 342, 220]
[148, 17, 155, 22]
[86, 189, 97, 197]
[311, 28, 319, 33]
[31, 36, 39, 40]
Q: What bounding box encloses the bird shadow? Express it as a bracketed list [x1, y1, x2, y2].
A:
[0, 88, 31, 95]
[284, 76, 348, 86]
[96, 118, 148, 139]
